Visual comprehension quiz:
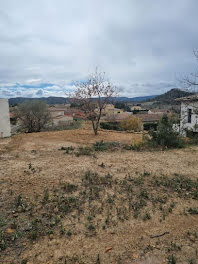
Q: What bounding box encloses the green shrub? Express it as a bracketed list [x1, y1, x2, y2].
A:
[93, 141, 120, 151]
[100, 122, 123, 131]
[149, 114, 184, 148]
[75, 146, 93, 157]
[93, 140, 109, 151]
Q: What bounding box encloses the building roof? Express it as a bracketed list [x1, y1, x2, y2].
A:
[53, 115, 73, 120]
[175, 94, 198, 102]
[49, 107, 66, 112]
[135, 114, 163, 123]
[105, 113, 130, 122]
[149, 109, 170, 113]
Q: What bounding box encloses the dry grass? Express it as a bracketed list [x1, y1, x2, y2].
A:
[0, 129, 198, 264]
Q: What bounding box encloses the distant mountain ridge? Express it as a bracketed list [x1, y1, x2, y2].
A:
[8, 89, 190, 106]
[8, 95, 157, 106]
[9, 97, 68, 106]
[149, 88, 194, 104]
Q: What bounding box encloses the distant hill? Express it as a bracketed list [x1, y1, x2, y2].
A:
[113, 95, 157, 102]
[8, 89, 192, 106]
[8, 95, 157, 106]
[9, 97, 69, 106]
[148, 88, 194, 104]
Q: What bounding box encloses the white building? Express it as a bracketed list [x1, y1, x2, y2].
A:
[0, 99, 11, 138]
[177, 95, 198, 136]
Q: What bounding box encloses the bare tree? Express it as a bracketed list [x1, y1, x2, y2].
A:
[182, 49, 198, 92]
[71, 69, 117, 135]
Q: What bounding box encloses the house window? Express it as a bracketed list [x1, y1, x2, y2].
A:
[188, 109, 192, 123]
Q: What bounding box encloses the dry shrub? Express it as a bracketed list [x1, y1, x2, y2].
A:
[120, 116, 142, 132]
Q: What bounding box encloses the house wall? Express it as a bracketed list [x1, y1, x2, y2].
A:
[53, 115, 73, 126]
[180, 101, 198, 136]
[50, 110, 65, 118]
[0, 99, 11, 138]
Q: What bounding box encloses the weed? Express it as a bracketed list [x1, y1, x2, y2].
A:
[16, 194, 23, 208]
[93, 140, 120, 151]
[142, 212, 151, 221]
[87, 216, 93, 221]
[0, 217, 6, 227]
[62, 183, 78, 193]
[143, 170, 151, 176]
[0, 231, 7, 250]
[60, 226, 65, 235]
[42, 189, 49, 203]
[93, 140, 109, 151]
[67, 230, 72, 236]
[21, 259, 28, 264]
[139, 189, 149, 199]
[87, 224, 95, 231]
[133, 211, 139, 219]
[98, 162, 105, 168]
[167, 255, 177, 264]
[28, 162, 36, 173]
[189, 259, 195, 264]
[188, 208, 198, 215]
[123, 143, 142, 151]
[60, 146, 75, 153]
[75, 146, 93, 157]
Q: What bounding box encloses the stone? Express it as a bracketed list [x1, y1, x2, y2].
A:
[54, 249, 64, 260]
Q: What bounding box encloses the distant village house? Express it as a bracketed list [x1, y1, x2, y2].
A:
[48, 106, 73, 126]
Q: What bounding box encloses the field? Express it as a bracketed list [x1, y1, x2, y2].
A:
[0, 129, 198, 264]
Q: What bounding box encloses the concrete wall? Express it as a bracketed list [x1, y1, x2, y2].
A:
[0, 99, 11, 138]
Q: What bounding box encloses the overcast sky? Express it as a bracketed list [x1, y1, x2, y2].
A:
[0, 0, 198, 98]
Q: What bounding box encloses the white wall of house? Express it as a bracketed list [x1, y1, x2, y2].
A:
[53, 115, 73, 126]
[0, 99, 11, 138]
[180, 101, 198, 136]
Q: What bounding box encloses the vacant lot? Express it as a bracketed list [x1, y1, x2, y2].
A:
[0, 129, 197, 264]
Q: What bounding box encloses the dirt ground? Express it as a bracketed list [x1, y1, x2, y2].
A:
[0, 129, 198, 264]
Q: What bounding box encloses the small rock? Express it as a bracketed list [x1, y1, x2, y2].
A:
[54, 207, 59, 213]
[49, 234, 54, 240]
[54, 249, 64, 260]
[189, 235, 195, 242]
[13, 213, 18, 218]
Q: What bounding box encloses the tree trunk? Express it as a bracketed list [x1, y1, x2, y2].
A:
[91, 120, 98, 135]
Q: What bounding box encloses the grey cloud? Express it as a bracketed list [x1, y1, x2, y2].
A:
[0, 0, 198, 97]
